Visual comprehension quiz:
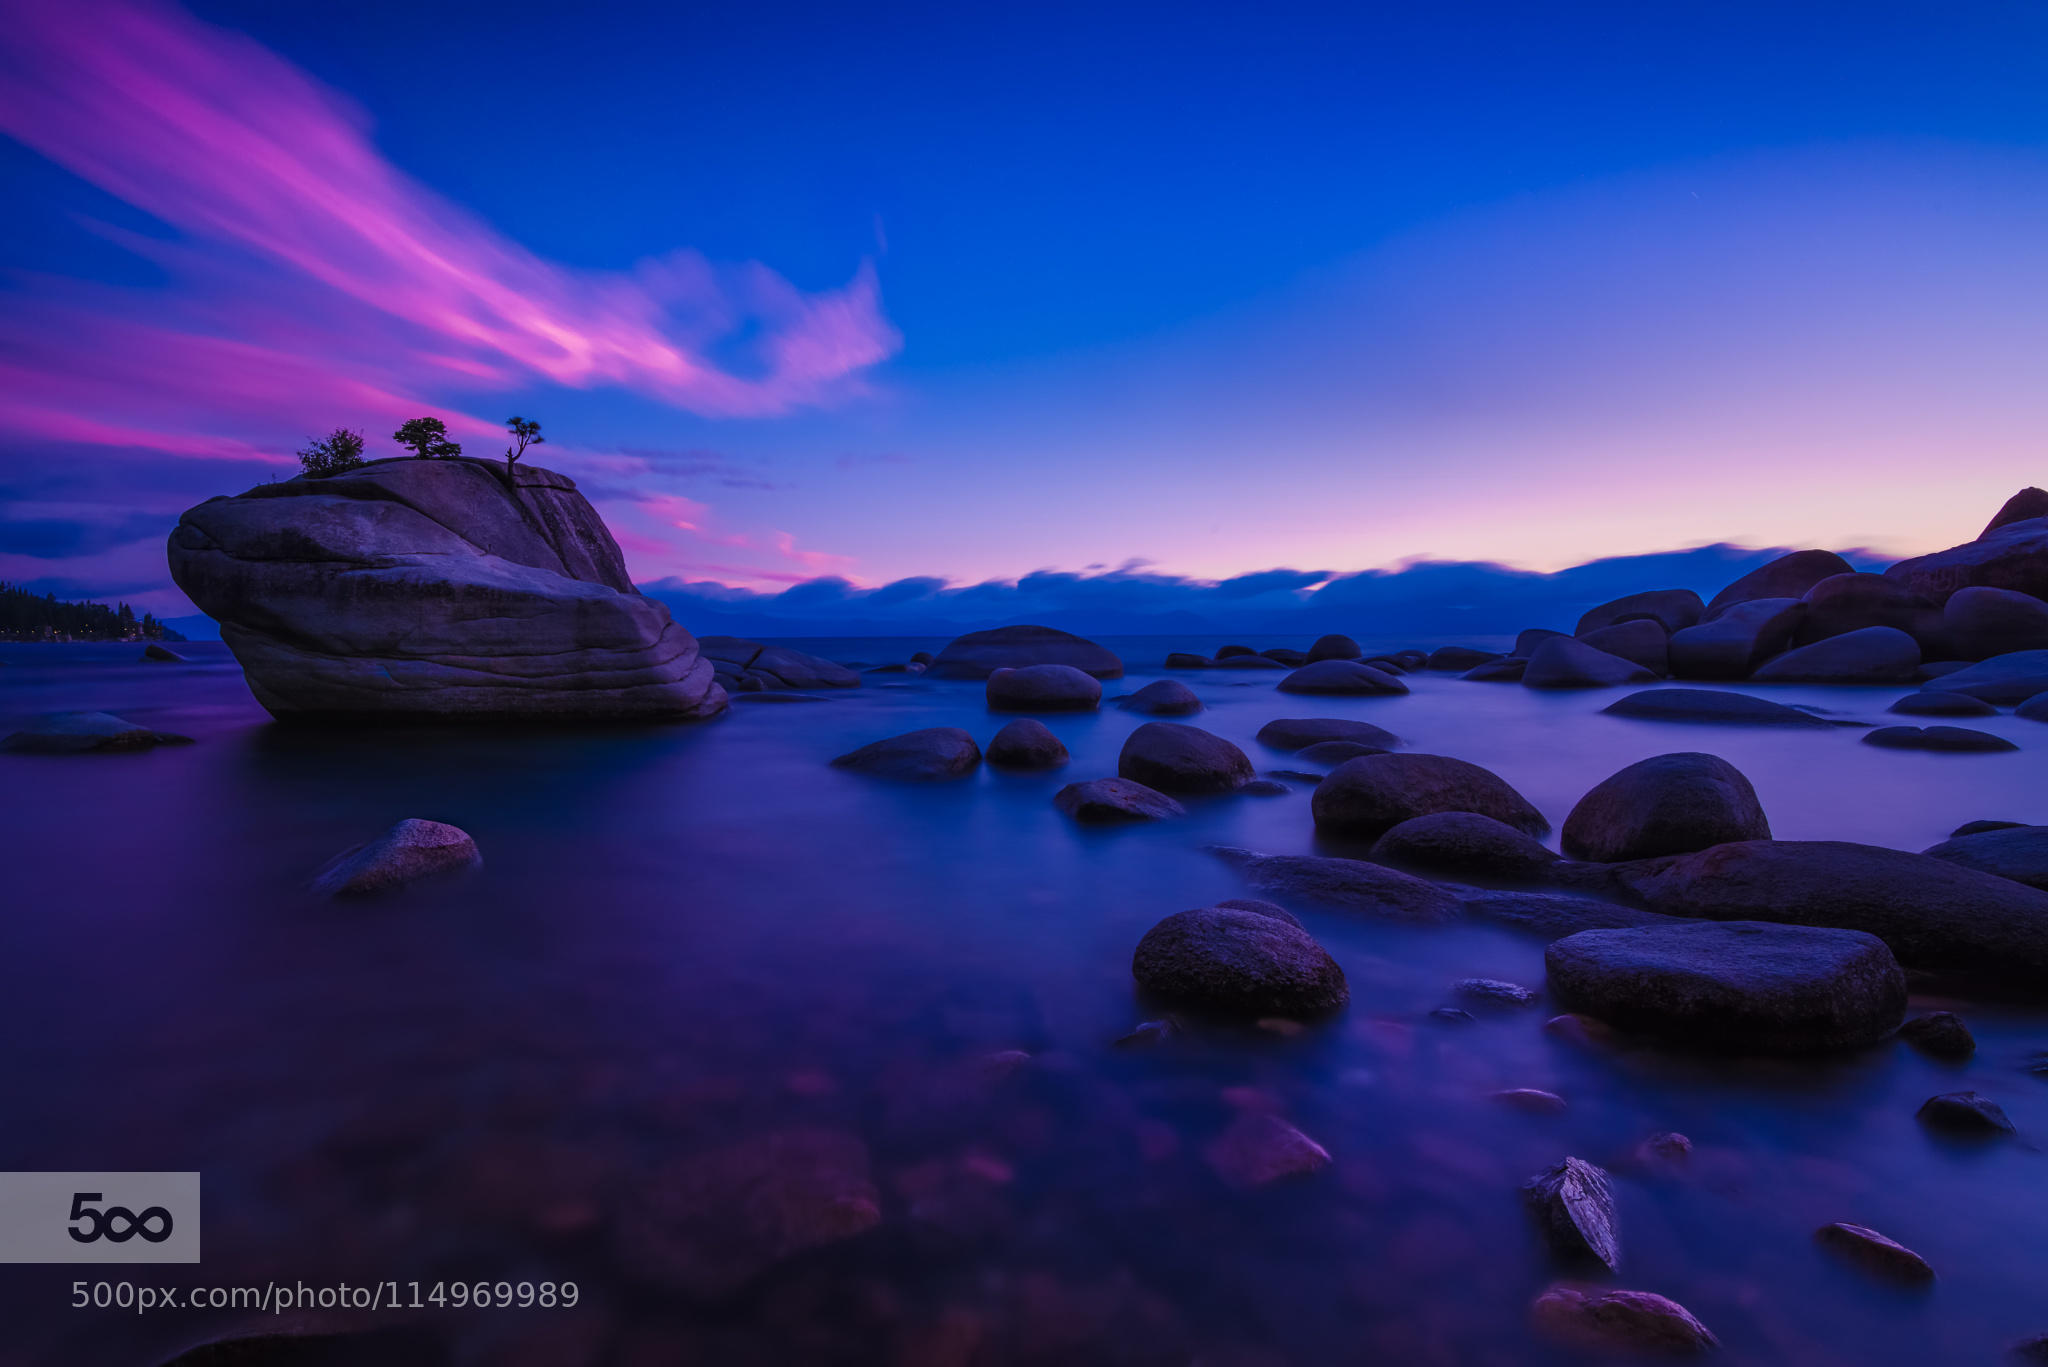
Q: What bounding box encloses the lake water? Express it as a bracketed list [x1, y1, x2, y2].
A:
[1, 637, 2044, 1365]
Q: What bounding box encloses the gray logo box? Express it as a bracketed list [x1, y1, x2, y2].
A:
[0, 1173, 200, 1263]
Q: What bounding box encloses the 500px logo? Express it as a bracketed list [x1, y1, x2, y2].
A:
[0, 1173, 199, 1263]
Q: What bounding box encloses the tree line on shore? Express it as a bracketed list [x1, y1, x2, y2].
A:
[1, 582, 182, 643]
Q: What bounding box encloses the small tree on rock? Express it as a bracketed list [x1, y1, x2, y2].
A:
[393, 417, 462, 460]
[503, 415, 544, 477]
[297, 428, 368, 477]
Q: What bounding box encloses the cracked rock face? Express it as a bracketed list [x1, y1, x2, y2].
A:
[166, 458, 726, 721]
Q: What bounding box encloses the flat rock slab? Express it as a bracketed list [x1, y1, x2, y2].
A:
[312, 818, 480, 897]
[1255, 717, 1400, 751]
[0, 711, 194, 754]
[1864, 725, 2017, 752]
[832, 728, 982, 780]
[1602, 688, 1839, 726]
[1545, 920, 1906, 1052]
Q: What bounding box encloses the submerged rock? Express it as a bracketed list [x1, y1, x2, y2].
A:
[1863, 725, 2017, 752]
[1523, 1157, 1619, 1271]
[1544, 920, 1906, 1052]
[1370, 812, 1559, 880]
[1668, 597, 1804, 679]
[166, 458, 725, 720]
[139, 643, 187, 662]
[312, 818, 480, 897]
[1705, 549, 1855, 617]
[1815, 1222, 1936, 1284]
[1054, 778, 1185, 824]
[832, 728, 982, 780]
[1530, 1285, 1716, 1355]
[1213, 847, 1464, 922]
[1312, 752, 1548, 841]
[985, 718, 1069, 769]
[1118, 679, 1202, 715]
[1294, 739, 1388, 767]
[699, 637, 859, 691]
[1276, 660, 1408, 695]
[1456, 977, 1540, 1007]
[1889, 690, 1996, 717]
[1602, 688, 1836, 726]
[929, 624, 1123, 679]
[0, 711, 194, 754]
[1753, 625, 1921, 683]
[985, 663, 1103, 712]
[1899, 1011, 1976, 1059]
[1561, 753, 1769, 862]
[1916, 1091, 2016, 1137]
[1131, 906, 1348, 1020]
[1216, 653, 1288, 670]
[1118, 722, 1254, 794]
[1205, 1112, 1331, 1189]
[1255, 717, 1400, 751]
[1522, 636, 1657, 689]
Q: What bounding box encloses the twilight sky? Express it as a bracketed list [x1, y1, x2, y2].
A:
[1, 0, 2044, 624]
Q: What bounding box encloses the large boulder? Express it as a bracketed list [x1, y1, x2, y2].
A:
[1522, 636, 1657, 689]
[928, 625, 1123, 679]
[1117, 721, 1254, 794]
[1575, 589, 1703, 637]
[1255, 717, 1399, 751]
[985, 664, 1102, 712]
[1917, 649, 2048, 704]
[1794, 573, 1948, 653]
[1370, 812, 1560, 880]
[1922, 825, 2048, 890]
[1751, 625, 1921, 683]
[1562, 753, 1769, 862]
[832, 728, 982, 780]
[1984, 487, 2048, 538]
[1576, 620, 1668, 675]
[698, 637, 859, 692]
[1118, 679, 1202, 715]
[1704, 550, 1854, 618]
[165, 458, 725, 720]
[1, 711, 193, 753]
[1513, 628, 1569, 656]
[1886, 514, 2048, 604]
[1667, 598, 1804, 679]
[1306, 633, 1363, 662]
[1312, 752, 1548, 840]
[1545, 921, 1906, 1052]
[1863, 725, 2016, 753]
[1602, 688, 1837, 727]
[1213, 847, 1463, 922]
[1943, 586, 2048, 659]
[1276, 660, 1408, 695]
[985, 718, 1069, 769]
[1131, 906, 1348, 1019]
[1607, 840, 2048, 988]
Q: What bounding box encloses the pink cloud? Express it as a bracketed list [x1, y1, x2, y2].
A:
[0, 0, 899, 424]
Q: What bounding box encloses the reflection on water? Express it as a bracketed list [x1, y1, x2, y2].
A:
[1, 639, 2044, 1365]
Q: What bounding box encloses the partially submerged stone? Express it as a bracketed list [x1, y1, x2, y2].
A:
[832, 728, 982, 780]
[1523, 1157, 1619, 1271]
[1131, 906, 1349, 1020]
[312, 818, 480, 897]
[1530, 1285, 1717, 1355]
[1815, 1222, 1936, 1284]
[1054, 777, 1185, 824]
[0, 711, 194, 754]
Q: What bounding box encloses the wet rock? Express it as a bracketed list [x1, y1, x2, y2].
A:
[1953, 818, 2025, 836]
[1576, 588, 1704, 636]
[1455, 977, 1539, 1007]
[1429, 1006, 1474, 1024]
[1260, 647, 1307, 667]
[2019, 690, 2048, 721]
[1668, 597, 1805, 679]
[1814, 1222, 1936, 1284]
[1889, 690, 1996, 716]
[1212, 847, 1464, 922]
[1240, 779, 1289, 796]
[700, 637, 860, 691]
[1531, 1285, 1717, 1355]
[1130, 906, 1349, 1020]
[1918, 649, 2048, 704]
[1522, 636, 1658, 689]
[1545, 920, 1906, 1052]
[1054, 778, 1185, 824]
[1114, 1018, 1177, 1049]
[1462, 656, 1527, 682]
[1513, 627, 1569, 656]
[1118, 679, 1202, 715]
[140, 643, 187, 662]
[1705, 549, 1855, 617]
[1294, 739, 1388, 766]
[1370, 812, 1559, 879]
[929, 624, 1123, 679]
[832, 728, 982, 780]
[1898, 1012, 1975, 1059]
[1984, 487, 2048, 538]
[0, 711, 195, 753]
[1494, 1088, 1567, 1113]
[1312, 752, 1548, 841]
[1215, 644, 1257, 660]
[1863, 725, 2017, 752]
[1578, 620, 1669, 675]
[1944, 585, 2048, 659]
[1306, 634, 1363, 662]
[1276, 659, 1409, 695]
[1215, 897, 1301, 925]
[1461, 890, 1677, 939]
[1607, 840, 2048, 988]
[1523, 1157, 1619, 1271]
[1753, 625, 1922, 683]
[1922, 825, 2048, 889]
[1255, 717, 1399, 751]
[985, 663, 1103, 712]
[1162, 652, 1211, 669]
[614, 1128, 881, 1300]
[985, 718, 1069, 770]
[1561, 752, 1769, 862]
[1118, 721, 1254, 794]
[1216, 653, 1288, 670]
[311, 818, 479, 897]
[1916, 1091, 2015, 1137]
[1794, 573, 1948, 654]
[1602, 687, 1839, 726]
[1205, 1112, 1331, 1188]
[1426, 645, 1500, 671]
[1637, 1131, 1693, 1169]
[1886, 512, 2048, 604]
